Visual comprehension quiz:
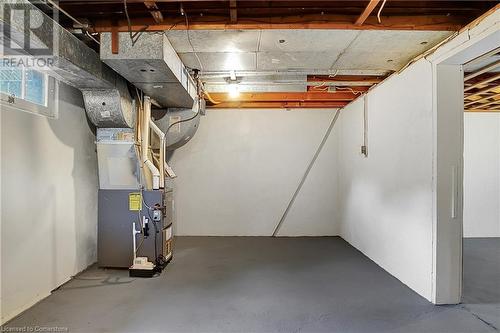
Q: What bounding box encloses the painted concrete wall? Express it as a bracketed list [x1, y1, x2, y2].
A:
[338, 59, 435, 301]
[463, 112, 500, 237]
[0, 83, 98, 323]
[170, 109, 340, 236]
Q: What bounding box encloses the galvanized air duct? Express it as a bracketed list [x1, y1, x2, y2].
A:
[153, 99, 203, 150]
[100, 32, 197, 109]
[82, 79, 136, 128]
[0, 0, 135, 128]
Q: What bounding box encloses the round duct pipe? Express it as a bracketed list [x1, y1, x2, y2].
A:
[154, 99, 201, 151]
[82, 79, 136, 128]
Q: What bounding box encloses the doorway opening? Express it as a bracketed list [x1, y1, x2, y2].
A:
[461, 50, 500, 324]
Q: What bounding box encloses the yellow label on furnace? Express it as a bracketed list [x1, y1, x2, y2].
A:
[129, 193, 142, 211]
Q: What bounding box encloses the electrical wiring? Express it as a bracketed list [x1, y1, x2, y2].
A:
[140, 187, 154, 210]
[335, 86, 363, 95]
[204, 91, 222, 105]
[134, 209, 146, 254]
[165, 109, 200, 135]
[184, 12, 204, 72]
[328, 69, 339, 78]
[44, 0, 100, 45]
[139, 188, 166, 267]
[123, 0, 149, 46]
[310, 81, 329, 91]
[145, 199, 159, 265]
[377, 0, 388, 24]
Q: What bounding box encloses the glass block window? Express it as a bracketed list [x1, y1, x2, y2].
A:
[0, 62, 47, 106]
[25, 69, 47, 106]
[0, 64, 23, 98]
[1, 60, 55, 117]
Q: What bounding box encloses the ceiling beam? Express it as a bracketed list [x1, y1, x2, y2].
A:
[465, 109, 500, 112]
[464, 59, 500, 82]
[144, 1, 164, 23]
[229, 0, 237, 23]
[464, 73, 500, 92]
[355, 0, 381, 26]
[307, 75, 384, 85]
[209, 101, 348, 108]
[209, 91, 360, 102]
[92, 14, 464, 32]
[464, 85, 500, 100]
[206, 91, 358, 108]
[464, 93, 500, 108]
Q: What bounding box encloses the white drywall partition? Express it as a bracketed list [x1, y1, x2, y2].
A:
[337, 8, 499, 304]
[338, 59, 435, 300]
[0, 83, 98, 324]
[427, 12, 499, 304]
[170, 109, 341, 236]
[433, 64, 464, 304]
[463, 112, 500, 237]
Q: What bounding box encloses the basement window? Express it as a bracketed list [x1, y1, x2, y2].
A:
[0, 60, 57, 118]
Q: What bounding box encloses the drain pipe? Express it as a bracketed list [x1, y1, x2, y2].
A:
[149, 119, 166, 186]
[142, 96, 160, 190]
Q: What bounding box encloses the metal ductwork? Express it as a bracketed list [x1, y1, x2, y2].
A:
[100, 32, 197, 109]
[82, 79, 135, 128]
[0, 0, 135, 128]
[153, 98, 204, 150]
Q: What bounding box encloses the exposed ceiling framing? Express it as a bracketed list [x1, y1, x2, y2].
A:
[206, 92, 355, 108]
[355, 0, 381, 26]
[49, 0, 496, 32]
[144, 1, 164, 23]
[34, 0, 498, 109]
[464, 49, 500, 112]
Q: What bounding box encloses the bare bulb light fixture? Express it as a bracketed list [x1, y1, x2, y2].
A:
[228, 83, 240, 98]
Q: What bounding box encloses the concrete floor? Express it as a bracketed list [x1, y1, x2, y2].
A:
[4, 237, 500, 332]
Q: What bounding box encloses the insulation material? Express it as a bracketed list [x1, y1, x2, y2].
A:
[167, 29, 453, 73]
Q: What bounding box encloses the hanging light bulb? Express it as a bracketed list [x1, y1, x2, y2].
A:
[228, 83, 240, 98]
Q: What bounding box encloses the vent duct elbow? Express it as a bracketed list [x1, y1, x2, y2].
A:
[154, 99, 204, 150]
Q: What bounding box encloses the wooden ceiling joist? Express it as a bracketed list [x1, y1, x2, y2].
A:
[144, 1, 163, 23]
[464, 59, 500, 81]
[355, 0, 381, 26]
[465, 85, 500, 100]
[465, 109, 500, 112]
[92, 14, 465, 32]
[464, 93, 500, 108]
[464, 73, 500, 92]
[467, 97, 500, 109]
[307, 75, 384, 85]
[229, 0, 237, 23]
[206, 91, 359, 109]
[210, 101, 349, 108]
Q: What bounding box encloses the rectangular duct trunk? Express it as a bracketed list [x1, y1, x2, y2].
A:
[0, 0, 121, 90]
[100, 32, 197, 108]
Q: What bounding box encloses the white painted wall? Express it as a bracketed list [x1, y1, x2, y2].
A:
[170, 109, 341, 236]
[0, 83, 98, 324]
[463, 112, 500, 237]
[338, 59, 435, 301]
